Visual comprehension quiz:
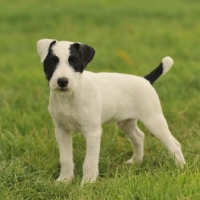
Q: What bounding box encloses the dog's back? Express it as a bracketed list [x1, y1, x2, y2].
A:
[82, 71, 160, 124]
[81, 56, 173, 124]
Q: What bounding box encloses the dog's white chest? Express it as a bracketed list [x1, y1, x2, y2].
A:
[48, 95, 82, 132]
[50, 108, 81, 132]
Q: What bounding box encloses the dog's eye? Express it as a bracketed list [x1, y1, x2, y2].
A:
[47, 56, 59, 66]
[72, 60, 79, 65]
[48, 57, 58, 66]
[70, 60, 79, 66]
[50, 60, 55, 65]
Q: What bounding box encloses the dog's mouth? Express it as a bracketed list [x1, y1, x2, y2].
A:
[56, 87, 73, 95]
[58, 87, 68, 92]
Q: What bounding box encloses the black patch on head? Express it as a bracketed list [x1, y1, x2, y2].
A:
[144, 62, 163, 85]
[69, 43, 95, 73]
[43, 40, 59, 81]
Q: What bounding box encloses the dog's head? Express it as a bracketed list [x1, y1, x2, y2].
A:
[37, 39, 95, 94]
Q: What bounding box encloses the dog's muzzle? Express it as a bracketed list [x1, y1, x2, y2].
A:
[57, 77, 69, 89]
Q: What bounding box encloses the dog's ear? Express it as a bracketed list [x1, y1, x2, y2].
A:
[79, 44, 95, 68]
[37, 39, 57, 62]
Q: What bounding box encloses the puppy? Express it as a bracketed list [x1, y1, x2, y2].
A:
[37, 39, 186, 184]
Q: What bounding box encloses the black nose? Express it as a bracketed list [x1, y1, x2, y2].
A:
[57, 77, 69, 88]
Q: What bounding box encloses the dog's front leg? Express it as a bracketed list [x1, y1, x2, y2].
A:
[82, 128, 102, 184]
[55, 125, 74, 182]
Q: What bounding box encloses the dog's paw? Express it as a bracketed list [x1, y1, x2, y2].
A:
[81, 171, 98, 185]
[125, 157, 134, 164]
[174, 158, 186, 169]
[81, 176, 97, 186]
[125, 155, 143, 165]
[81, 167, 98, 185]
[56, 173, 74, 183]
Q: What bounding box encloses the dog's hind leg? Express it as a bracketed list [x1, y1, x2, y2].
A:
[118, 119, 145, 164]
[140, 114, 186, 167]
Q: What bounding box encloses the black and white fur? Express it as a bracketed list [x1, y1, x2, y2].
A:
[37, 39, 186, 184]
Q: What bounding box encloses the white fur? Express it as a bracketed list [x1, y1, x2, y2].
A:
[162, 56, 173, 75]
[37, 40, 186, 184]
[37, 39, 56, 62]
[48, 46, 81, 95]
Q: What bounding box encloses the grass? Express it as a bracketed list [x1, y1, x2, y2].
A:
[0, 0, 200, 199]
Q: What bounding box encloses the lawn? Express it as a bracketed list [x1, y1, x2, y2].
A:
[0, 0, 200, 199]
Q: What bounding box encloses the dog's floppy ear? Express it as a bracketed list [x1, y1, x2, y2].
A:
[37, 39, 56, 62]
[79, 44, 95, 68]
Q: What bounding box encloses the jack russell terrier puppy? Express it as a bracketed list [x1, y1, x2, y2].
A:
[37, 39, 186, 184]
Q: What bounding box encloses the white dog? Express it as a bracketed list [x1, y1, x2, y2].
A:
[37, 39, 186, 184]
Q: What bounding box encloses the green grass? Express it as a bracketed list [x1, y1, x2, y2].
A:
[0, 0, 200, 199]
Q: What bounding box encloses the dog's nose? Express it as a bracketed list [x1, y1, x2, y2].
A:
[57, 77, 69, 88]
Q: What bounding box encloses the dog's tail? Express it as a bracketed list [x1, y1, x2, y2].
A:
[144, 56, 173, 85]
